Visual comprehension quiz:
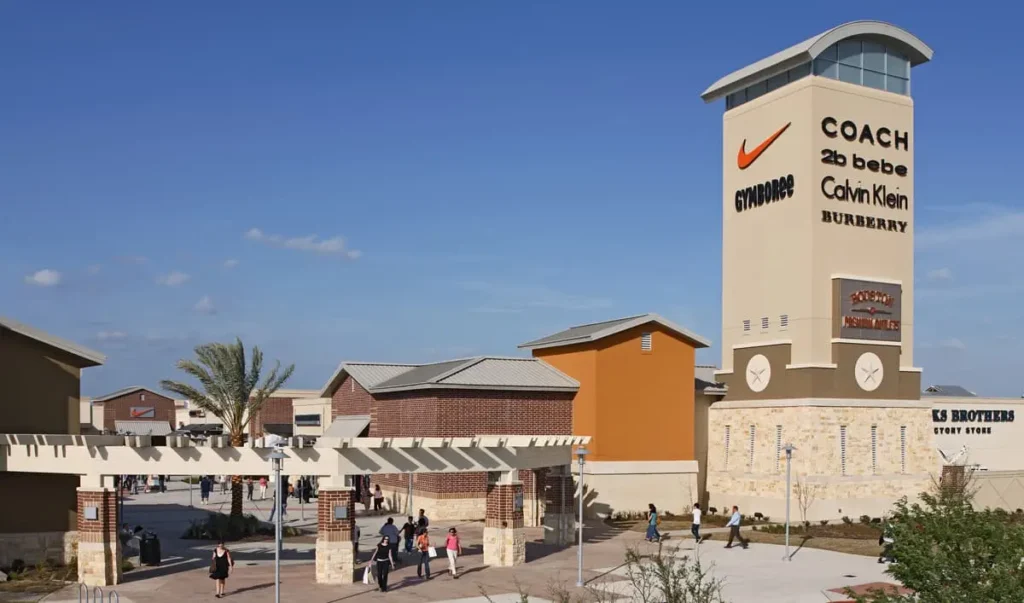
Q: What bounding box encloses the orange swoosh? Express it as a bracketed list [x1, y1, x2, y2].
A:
[737, 122, 791, 170]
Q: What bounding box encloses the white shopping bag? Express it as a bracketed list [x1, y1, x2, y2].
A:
[427, 546, 438, 558]
[362, 565, 372, 584]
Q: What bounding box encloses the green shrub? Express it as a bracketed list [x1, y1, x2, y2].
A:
[820, 520, 829, 526]
[859, 515, 872, 525]
[182, 513, 265, 540]
[841, 516, 853, 525]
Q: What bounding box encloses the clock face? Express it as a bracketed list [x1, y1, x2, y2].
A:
[855, 352, 884, 392]
[745, 354, 771, 393]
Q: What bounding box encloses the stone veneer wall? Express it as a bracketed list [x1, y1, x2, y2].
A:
[374, 469, 543, 525]
[0, 531, 77, 567]
[706, 404, 935, 520]
[482, 482, 525, 566]
[76, 489, 121, 586]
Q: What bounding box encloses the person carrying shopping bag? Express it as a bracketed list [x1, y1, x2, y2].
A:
[415, 527, 432, 580]
[445, 527, 463, 578]
[370, 536, 396, 592]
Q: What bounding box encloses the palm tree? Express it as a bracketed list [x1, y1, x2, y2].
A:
[161, 338, 294, 518]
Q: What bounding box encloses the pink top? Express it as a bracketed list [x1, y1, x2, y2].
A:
[445, 534, 460, 550]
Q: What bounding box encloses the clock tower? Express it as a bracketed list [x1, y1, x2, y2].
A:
[700, 21, 937, 519]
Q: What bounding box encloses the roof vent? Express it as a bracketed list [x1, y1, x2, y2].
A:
[641, 332, 652, 352]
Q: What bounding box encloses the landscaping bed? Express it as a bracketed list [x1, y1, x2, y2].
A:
[0, 559, 78, 600]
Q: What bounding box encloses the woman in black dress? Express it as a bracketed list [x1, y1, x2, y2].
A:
[371, 536, 396, 592]
[209, 541, 233, 598]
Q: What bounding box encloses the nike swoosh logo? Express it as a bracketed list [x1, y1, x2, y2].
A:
[737, 122, 791, 170]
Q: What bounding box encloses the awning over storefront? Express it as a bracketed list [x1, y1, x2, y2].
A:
[324, 415, 370, 437]
[114, 420, 172, 436]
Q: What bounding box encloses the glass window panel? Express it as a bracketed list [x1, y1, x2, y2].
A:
[814, 59, 838, 79]
[863, 69, 886, 91]
[789, 62, 811, 80]
[838, 64, 861, 84]
[863, 41, 885, 72]
[838, 40, 862, 67]
[818, 43, 838, 61]
[727, 91, 744, 109]
[766, 71, 788, 92]
[747, 80, 767, 100]
[887, 49, 909, 77]
[886, 75, 908, 95]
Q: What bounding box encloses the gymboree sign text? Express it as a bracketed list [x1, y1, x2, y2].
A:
[819, 117, 910, 235]
[932, 408, 1015, 435]
[833, 278, 902, 342]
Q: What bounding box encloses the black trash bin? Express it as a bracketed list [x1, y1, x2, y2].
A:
[139, 532, 161, 566]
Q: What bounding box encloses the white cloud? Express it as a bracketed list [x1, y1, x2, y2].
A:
[96, 330, 127, 341]
[24, 269, 61, 287]
[194, 295, 216, 315]
[917, 210, 1024, 250]
[926, 267, 953, 281]
[245, 227, 361, 258]
[223, 259, 240, 269]
[156, 271, 191, 287]
[940, 338, 966, 351]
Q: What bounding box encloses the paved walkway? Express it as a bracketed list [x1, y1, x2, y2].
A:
[42, 480, 897, 602]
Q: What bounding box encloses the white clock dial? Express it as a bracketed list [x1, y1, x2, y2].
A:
[745, 354, 771, 393]
[855, 352, 884, 392]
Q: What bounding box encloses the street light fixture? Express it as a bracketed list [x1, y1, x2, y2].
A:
[783, 443, 796, 562]
[575, 446, 589, 587]
[268, 448, 287, 603]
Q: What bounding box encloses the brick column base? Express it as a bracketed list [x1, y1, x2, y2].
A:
[76, 488, 121, 587]
[543, 466, 574, 546]
[316, 487, 356, 584]
[484, 481, 525, 566]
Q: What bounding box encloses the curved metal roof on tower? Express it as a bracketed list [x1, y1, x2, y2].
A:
[701, 20, 933, 103]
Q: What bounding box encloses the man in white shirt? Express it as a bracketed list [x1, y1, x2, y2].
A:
[691, 503, 702, 544]
[724, 505, 749, 549]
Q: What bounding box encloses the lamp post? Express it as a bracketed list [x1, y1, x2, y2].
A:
[575, 446, 589, 587]
[783, 443, 796, 562]
[269, 449, 286, 603]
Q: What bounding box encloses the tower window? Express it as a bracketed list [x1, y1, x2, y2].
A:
[775, 425, 782, 473]
[742, 320, 751, 333]
[724, 425, 731, 470]
[900, 426, 907, 474]
[761, 317, 769, 331]
[840, 425, 848, 476]
[640, 332, 652, 352]
[748, 425, 756, 472]
[780, 314, 789, 329]
[871, 425, 878, 474]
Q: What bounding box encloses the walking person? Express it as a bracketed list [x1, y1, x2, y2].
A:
[402, 516, 417, 555]
[645, 503, 661, 542]
[200, 476, 211, 505]
[246, 477, 254, 501]
[370, 536, 396, 592]
[209, 540, 234, 598]
[445, 527, 463, 578]
[417, 508, 430, 530]
[415, 528, 431, 580]
[691, 502, 702, 544]
[379, 518, 401, 564]
[220, 475, 228, 495]
[259, 476, 267, 500]
[373, 485, 384, 513]
[725, 505, 749, 549]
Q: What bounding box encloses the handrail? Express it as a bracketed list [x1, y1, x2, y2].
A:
[94, 586, 104, 602]
[76, 583, 119, 603]
[78, 583, 87, 603]
[108, 590, 120, 603]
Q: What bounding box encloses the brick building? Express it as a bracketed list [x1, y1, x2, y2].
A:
[93, 386, 175, 436]
[319, 357, 578, 521]
[248, 389, 320, 438]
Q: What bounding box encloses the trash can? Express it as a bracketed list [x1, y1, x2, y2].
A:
[139, 532, 161, 566]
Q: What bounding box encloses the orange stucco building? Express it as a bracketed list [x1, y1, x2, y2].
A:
[520, 313, 711, 515]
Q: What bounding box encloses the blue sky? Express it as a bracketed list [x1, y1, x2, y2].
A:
[2, 2, 1022, 397]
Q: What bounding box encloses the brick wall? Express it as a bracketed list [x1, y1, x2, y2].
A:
[331, 375, 373, 419]
[101, 390, 174, 432]
[250, 397, 293, 437]
[317, 488, 355, 542]
[76, 489, 116, 544]
[485, 483, 525, 529]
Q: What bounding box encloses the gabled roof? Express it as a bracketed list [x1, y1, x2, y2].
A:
[0, 316, 105, 367]
[370, 356, 579, 394]
[93, 386, 166, 403]
[318, 362, 420, 397]
[114, 420, 172, 436]
[518, 313, 711, 351]
[923, 385, 978, 397]
[701, 20, 934, 103]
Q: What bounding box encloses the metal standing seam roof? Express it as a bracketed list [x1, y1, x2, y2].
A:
[0, 316, 106, 367]
[317, 362, 419, 397]
[93, 386, 163, 403]
[701, 20, 934, 103]
[114, 420, 172, 436]
[370, 357, 580, 393]
[324, 415, 371, 437]
[518, 313, 711, 350]
[923, 385, 978, 397]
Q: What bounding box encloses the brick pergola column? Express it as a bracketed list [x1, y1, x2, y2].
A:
[483, 471, 525, 567]
[543, 464, 574, 546]
[315, 481, 356, 584]
[77, 476, 121, 587]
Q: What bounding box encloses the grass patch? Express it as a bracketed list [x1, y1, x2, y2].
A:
[0, 558, 77, 596]
[182, 512, 306, 541]
[702, 530, 882, 557]
[612, 512, 771, 533]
